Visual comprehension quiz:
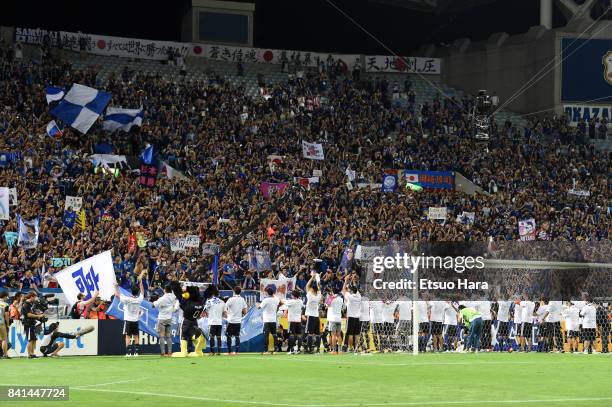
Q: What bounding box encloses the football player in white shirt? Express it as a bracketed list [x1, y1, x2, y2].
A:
[358, 296, 371, 352]
[443, 302, 458, 352]
[370, 300, 384, 352]
[563, 301, 580, 353]
[535, 300, 548, 352]
[257, 287, 282, 354]
[115, 273, 144, 357]
[342, 276, 361, 353]
[520, 298, 536, 352]
[429, 301, 446, 353]
[476, 301, 492, 351]
[204, 286, 226, 355]
[396, 298, 412, 352]
[579, 300, 597, 354]
[495, 300, 511, 352]
[541, 299, 564, 353]
[416, 301, 429, 353]
[381, 300, 398, 352]
[152, 284, 178, 357]
[326, 288, 344, 354]
[512, 299, 522, 351]
[224, 286, 248, 355]
[284, 290, 304, 354]
[304, 273, 322, 353]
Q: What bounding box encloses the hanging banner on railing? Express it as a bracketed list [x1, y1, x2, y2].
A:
[365, 55, 441, 74]
[14, 27, 190, 60]
[14, 27, 439, 74]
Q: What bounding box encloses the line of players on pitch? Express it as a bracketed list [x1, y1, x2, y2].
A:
[253, 275, 610, 355]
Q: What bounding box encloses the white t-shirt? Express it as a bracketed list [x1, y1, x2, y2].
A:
[120, 293, 143, 322]
[285, 298, 304, 323]
[417, 301, 429, 323]
[443, 305, 457, 325]
[153, 292, 177, 320]
[536, 304, 547, 323]
[545, 301, 562, 323]
[225, 295, 248, 324]
[477, 301, 492, 321]
[429, 301, 446, 323]
[370, 301, 383, 323]
[327, 295, 344, 322]
[260, 297, 280, 323]
[496, 301, 511, 322]
[359, 300, 371, 321]
[580, 304, 597, 329]
[563, 305, 580, 331]
[397, 301, 412, 321]
[513, 302, 523, 324]
[344, 292, 362, 319]
[205, 297, 225, 326]
[382, 301, 397, 323]
[305, 292, 321, 317]
[521, 301, 535, 323]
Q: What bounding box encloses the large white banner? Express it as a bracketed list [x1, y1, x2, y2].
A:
[14, 27, 438, 74]
[15, 27, 190, 61]
[563, 104, 611, 127]
[365, 55, 441, 74]
[8, 319, 98, 357]
[54, 250, 116, 305]
[0, 187, 9, 220]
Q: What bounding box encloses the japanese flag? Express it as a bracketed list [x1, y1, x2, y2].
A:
[405, 172, 419, 183]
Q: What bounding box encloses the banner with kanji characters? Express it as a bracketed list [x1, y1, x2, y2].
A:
[365, 55, 441, 74]
[15, 27, 190, 61]
[54, 250, 116, 305]
[401, 170, 454, 190]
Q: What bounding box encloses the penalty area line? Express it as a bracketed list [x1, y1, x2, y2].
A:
[70, 388, 612, 406]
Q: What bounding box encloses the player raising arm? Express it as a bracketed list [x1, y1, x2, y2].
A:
[342, 275, 361, 354]
[115, 272, 144, 357]
[304, 273, 322, 354]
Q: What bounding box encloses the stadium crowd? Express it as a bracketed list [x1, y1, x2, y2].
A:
[0, 39, 609, 305]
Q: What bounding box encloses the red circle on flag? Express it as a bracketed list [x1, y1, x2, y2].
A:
[394, 57, 406, 71]
[407, 174, 417, 182]
[193, 45, 203, 55]
[97, 39, 106, 49]
[263, 50, 274, 62]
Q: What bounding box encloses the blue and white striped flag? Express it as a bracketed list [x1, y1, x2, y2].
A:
[102, 106, 144, 132]
[50, 84, 112, 134]
[45, 86, 65, 104]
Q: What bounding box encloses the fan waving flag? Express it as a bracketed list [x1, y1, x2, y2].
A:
[45, 86, 65, 105]
[50, 84, 112, 134]
[302, 140, 325, 160]
[46, 120, 63, 138]
[141, 144, 154, 165]
[102, 106, 144, 132]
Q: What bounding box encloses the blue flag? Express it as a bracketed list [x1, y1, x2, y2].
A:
[211, 253, 219, 286]
[141, 145, 153, 165]
[63, 210, 76, 229]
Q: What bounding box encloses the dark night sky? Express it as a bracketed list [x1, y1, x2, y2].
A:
[1, 0, 567, 54]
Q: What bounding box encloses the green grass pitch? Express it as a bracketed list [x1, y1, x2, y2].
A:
[2, 353, 612, 406]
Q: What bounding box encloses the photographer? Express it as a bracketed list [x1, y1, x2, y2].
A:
[21, 291, 46, 359]
[39, 322, 91, 357]
[70, 291, 99, 319]
[0, 291, 9, 358]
